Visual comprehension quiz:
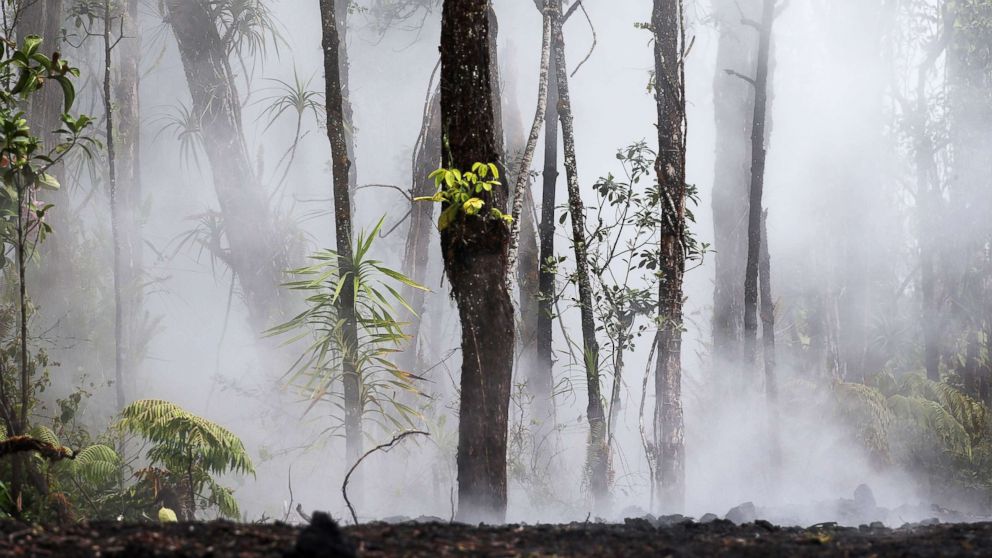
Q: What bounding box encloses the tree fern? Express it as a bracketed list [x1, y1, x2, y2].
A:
[118, 399, 253, 519]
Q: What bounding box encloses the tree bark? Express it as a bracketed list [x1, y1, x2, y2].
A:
[440, 0, 515, 524]
[164, 0, 284, 330]
[742, 0, 775, 374]
[652, 0, 687, 514]
[710, 0, 758, 378]
[319, 0, 362, 473]
[550, 0, 608, 511]
[534, 14, 561, 441]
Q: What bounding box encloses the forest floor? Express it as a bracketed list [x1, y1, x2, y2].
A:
[2, 515, 992, 557]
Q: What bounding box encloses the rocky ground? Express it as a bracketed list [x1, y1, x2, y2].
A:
[2, 513, 992, 557]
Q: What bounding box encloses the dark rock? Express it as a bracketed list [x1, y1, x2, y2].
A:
[754, 519, 776, 531]
[623, 517, 655, 530]
[919, 517, 940, 526]
[725, 502, 757, 525]
[288, 511, 356, 558]
[656, 514, 689, 526]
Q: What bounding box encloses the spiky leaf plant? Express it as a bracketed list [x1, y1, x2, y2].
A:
[270, 217, 427, 434]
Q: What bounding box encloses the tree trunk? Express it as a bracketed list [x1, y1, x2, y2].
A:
[652, 0, 687, 514]
[534, 19, 561, 441]
[400, 85, 441, 373]
[102, 0, 126, 412]
[915, 38, 944, 382]
[20, 0, 64, 152]
[710, 0, 758, 378]
[164, 0, 284, 330]
[334, 0, 358, 200]
[742, 0, 775, 374]
[440, 0, 515, 524]
[115, 0, 143, 409]
[319, 0, 362, 474]
[758, 209, 780, 467]
[550, 0, 608, 511]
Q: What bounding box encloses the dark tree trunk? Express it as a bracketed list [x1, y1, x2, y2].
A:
[549, 0, 608, 511]
[652, 0, 687, 514]
[742, 0, 775, 374]
[334, 0, 358, 199]
[440, 0, 515, 524]
[400, 85, 441, 373]
[164, 0, 284, 330]
[711, 0, 758, 378]
[319, 0, 362, 471]
[535, 27, 560, 430]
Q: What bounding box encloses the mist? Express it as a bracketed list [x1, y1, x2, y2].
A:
[4, 0, 991, 531]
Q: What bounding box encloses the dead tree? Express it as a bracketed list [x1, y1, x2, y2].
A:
[652, 0, 687, 514]
[741, 0, 776, 375]
[440, 0, 515, 524]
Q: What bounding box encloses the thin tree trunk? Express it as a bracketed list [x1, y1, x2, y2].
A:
[334, 0, 358, 200]
[652, 0, 687, 514]
[102, 0, 126, 412]
[440, 0, 515, 524]
[742, 0, 776, 374]
[550, 0, 608, 511]
[507, 5, 552, 271]
[711, 0, 758, 378]
[319, 0, 361, 473]
[534, 18, 561, 441]
[164, 0, 284, 330]
[758, 210, 776, 399]
[758, 209, 780, 467]
[116, 0, 143, 401]
[400, 85, 441, 373]
[915, 38, 944, 382]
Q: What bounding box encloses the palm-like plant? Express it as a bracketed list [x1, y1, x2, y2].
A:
[257, 68, 325, 199]
[152, 102, 204, 172]
[270, 217, 427, 436]
[117, 399, 254, 520]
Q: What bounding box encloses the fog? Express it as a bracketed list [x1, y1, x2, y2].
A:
[17, 0, 992, 527]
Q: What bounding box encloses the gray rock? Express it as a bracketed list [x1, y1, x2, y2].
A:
[699, 513, 718, 524]
[725, 502, 757, 525]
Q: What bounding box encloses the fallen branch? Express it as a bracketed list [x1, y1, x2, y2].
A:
[341, 430, 430, 525]
[0, 436, 74, 461]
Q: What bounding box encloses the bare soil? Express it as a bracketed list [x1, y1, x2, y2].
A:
[1, 516, 991, 557]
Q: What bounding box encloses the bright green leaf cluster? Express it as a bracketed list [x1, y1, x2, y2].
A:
[417, 163, 512, 231]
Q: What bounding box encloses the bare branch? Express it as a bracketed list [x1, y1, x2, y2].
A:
[724, 69, 757, 87]
[342, 430, 430, 525]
